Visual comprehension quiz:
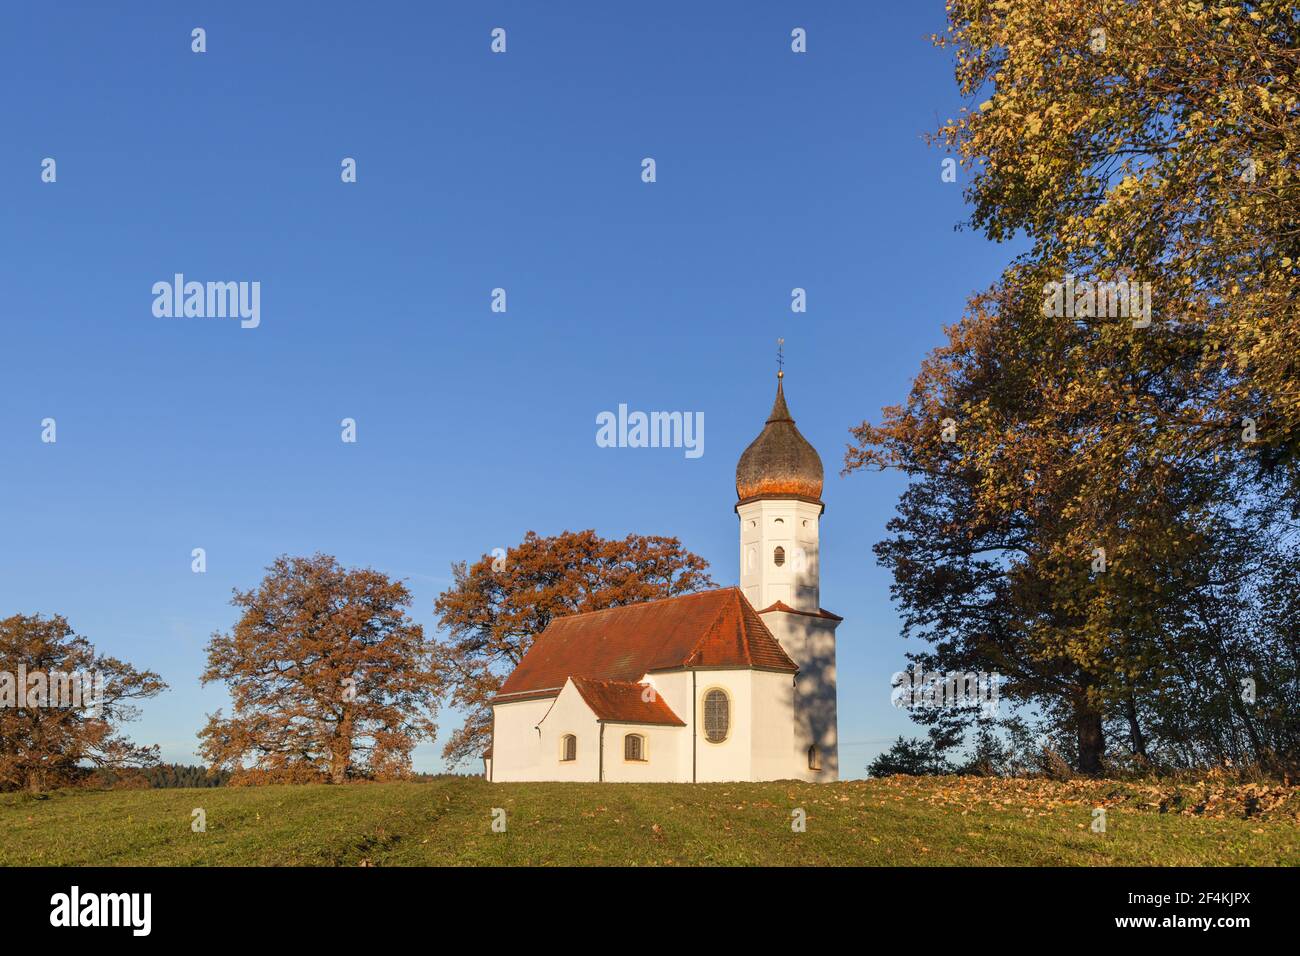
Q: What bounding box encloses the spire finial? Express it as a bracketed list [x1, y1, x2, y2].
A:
[776, 338, 785, 379]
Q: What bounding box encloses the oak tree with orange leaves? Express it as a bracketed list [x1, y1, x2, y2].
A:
[432, 530, 715, 765]
[198, 554, 437, 784]
[0, 613, 166, 793]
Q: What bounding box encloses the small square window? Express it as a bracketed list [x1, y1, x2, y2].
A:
[624, 734, 646, 761]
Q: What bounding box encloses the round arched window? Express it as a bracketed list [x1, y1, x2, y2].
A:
[703, 689, 730, 743]
[773, 546, 786, 567]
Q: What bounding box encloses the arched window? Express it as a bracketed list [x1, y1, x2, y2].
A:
[773, 546, 786, 567]
[703, 688, 730, 743]
[807, 745, 821, 771]
[560, 734, 576, 762]
[624, 734, 646, 762]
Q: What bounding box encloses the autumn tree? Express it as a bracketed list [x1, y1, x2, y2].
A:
[0, 613, 166, 793]
[199, 554, 437, 784]
[934, 0, 1300, 480]
[432, 530, 715, 764]
[847, 276, 1258, 774]
[851, 0, 1300, 776]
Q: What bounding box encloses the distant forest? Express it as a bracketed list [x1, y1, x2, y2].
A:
[140, 763, 231, 788]
[76, 764, 473, 790]
[78, 763, 232, 790]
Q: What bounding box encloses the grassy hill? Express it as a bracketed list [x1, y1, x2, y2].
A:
[2, 775, 1297, 866]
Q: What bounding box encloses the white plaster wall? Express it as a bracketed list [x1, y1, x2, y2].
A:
[489, 697, 553, 782]
[738, 499, 822, 612]
[639, 671, 694, 781]
[693, 670, 754, 781]
[601, 722, 683, 782]
[535, 680, 601, 781]
[751, 669, 797, 780]
[761, 610, 839, 781]
[491, 662, 827, 783]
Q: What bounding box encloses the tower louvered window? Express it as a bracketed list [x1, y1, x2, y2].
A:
[561, 734, 576, 762]
[703, 689, 730, 743]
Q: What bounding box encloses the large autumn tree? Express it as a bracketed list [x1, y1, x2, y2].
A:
[432, 530, 715, 764]
[0, 613, 166, 793]
[847, 276, 1241, 773]
[852, 0, 1299, 774]
[199, 554, 438, 784]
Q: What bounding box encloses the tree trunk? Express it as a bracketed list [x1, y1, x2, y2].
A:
[330, 739, 350, 783]
[1077, 703, 1105, 776]
[1124, 694, 1148, 761]
[330, 712, 353, 784]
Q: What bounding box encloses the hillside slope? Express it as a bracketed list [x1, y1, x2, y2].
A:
[2, 776, 1296, 866]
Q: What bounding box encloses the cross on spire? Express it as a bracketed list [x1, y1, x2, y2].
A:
[776, 338, 785, 379]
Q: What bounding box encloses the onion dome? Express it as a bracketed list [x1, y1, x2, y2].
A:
[735, 372, 824, 503]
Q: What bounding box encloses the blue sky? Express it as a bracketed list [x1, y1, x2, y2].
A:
[1, 1, 1022, 776]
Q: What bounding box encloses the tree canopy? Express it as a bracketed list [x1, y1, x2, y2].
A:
[199, 554, 438, 784]
[0, 613, 166, 793]
[849, 0, 1300, 777]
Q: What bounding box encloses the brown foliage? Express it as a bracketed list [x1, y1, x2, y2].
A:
[198, 554, 437, 784]
[0, 614, 167, 793]
[432, 530, 715, 764]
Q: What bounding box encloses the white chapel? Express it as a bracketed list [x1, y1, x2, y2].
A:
[485, 371, 841, 782]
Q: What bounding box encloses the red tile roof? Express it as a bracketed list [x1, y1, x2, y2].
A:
[570, 678, 686, 726]
[495, 587, 796, 702]
[758, 600, 844, 622]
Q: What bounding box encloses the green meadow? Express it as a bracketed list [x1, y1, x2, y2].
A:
[2, 775, 1296, 867]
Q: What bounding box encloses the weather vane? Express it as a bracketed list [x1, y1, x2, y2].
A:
[776, 338, 785, 377]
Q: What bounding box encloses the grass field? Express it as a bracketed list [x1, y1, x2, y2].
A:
[2, 775, 1297, 866]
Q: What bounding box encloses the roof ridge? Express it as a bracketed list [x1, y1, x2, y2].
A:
[685, 587, 788, 669]
[738, 590, 777, 666]
[758, 600, 844, 622]
[549, 586, 736, 625]
[572, 675, 647, 687]
[684, 590, 736, 667]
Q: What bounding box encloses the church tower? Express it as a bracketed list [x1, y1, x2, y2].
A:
[736, 369, 825, 612]
[735, 368, 841, 780]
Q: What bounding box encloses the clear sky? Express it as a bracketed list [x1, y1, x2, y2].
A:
[1, 1, 1023, 776]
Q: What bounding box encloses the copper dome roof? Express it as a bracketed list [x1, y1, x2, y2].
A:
[735, 373, 824, 503]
